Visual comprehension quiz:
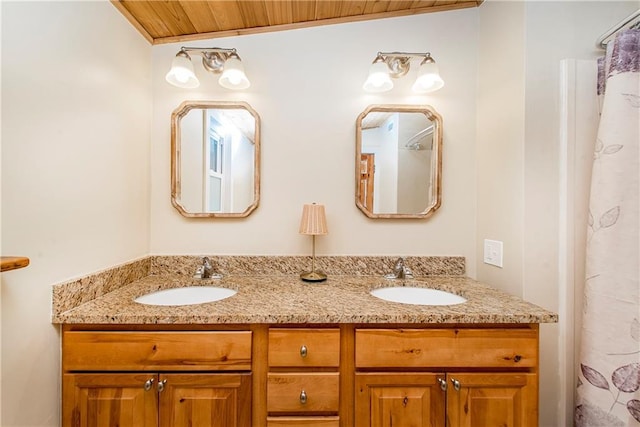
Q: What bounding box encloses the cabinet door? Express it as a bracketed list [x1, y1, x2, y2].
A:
[63, 373, 158, 427]
[159, 373, 252, 427]
[446, 373, 537, 427]
[355, 373, 445, 427]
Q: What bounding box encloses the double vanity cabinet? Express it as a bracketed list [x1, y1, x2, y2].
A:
[53, 258, 557, 427]
[61, 323, 540, 427]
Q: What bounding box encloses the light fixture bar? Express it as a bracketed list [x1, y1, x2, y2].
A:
[166, 46, 250, 90]
[180, 47, 236, 55]
[363, 50, 443, 94]
[377, 51, 432, 59]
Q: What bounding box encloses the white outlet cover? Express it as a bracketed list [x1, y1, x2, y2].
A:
[483, 239, 503, 268]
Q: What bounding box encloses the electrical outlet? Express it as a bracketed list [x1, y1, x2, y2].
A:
[483, 239, 503, 268]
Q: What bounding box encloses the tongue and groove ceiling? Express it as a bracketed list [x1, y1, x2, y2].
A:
[111, 1, 483, 45]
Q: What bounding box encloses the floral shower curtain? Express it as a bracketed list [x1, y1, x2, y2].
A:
[575, 29, 640, 426]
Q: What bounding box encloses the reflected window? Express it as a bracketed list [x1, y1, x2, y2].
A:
[171, 101, 260, 218]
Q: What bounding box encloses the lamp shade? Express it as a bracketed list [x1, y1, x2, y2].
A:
[363, 60, 393, 92]
[412, 58, 444, 93]
[299, 203, 328, 235]
[165, 51, 199, 88]
[219, 55, 250, 90]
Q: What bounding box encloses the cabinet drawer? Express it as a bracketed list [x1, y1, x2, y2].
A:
[63, 331, 252, 371]
[267, 373, 340, 413]
[355, 328, 537, 368]
[269, 329, 340, 368]
[267, 416, 340, 426]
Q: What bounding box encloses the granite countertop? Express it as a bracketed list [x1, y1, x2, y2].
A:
[52, 274, 558, 325]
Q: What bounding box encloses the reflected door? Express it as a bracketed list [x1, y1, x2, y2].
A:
[359, 153, 375, 211]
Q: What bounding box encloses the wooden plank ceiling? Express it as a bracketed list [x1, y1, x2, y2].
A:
[112, 1, 483, 45]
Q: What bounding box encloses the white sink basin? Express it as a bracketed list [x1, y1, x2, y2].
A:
[370, 286, 466, 306]
[134, 286, 237, 306]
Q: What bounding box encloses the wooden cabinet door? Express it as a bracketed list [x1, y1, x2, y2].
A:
[355, 373, 445, 427]
[159, 373, 252, 427]
[63, 373, 158, 427]
[446, 373, 537, 427]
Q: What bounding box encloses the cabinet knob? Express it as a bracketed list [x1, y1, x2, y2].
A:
[143, 378, 154, 391]
[300, 390, 307, 404]
[437, 377, 447, 391]
[158, 379, 167, 393]
[300, 345, 308, 358]
[451, 378, 461, 391]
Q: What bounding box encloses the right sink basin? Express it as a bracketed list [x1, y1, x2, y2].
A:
[370, 286, 467, 306]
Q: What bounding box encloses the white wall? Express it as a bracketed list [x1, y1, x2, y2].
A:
[477, 1, 640, 425]
[3, 2, 636, 425]
[0, 2, 152, 425]
[150, 10, 479, 269]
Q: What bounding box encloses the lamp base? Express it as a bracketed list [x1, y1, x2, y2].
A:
[300, 270, 327, 282]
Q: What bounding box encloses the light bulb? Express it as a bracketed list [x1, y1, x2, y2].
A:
[363, 60, 393, 92]
[412, 58, 444, 94]
[165, 51, 199, 88]
[219, 55, 250, 90]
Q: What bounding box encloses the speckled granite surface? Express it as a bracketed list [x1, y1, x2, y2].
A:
[52, 257, 150, 315]
[51, 256, 557, 325]
[150, 255, 466, 277]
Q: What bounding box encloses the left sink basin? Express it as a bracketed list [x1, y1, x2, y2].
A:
[134, 286, 237, 306]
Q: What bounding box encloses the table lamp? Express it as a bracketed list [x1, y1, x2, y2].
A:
[299, 203, 328, 282]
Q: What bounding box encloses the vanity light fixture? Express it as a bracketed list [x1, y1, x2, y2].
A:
[363, 52, 444, 94]
[165, 47, 250, 90]
[299, 203, 328, 283]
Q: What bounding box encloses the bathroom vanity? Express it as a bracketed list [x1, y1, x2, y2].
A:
[61, 323, 539, 427]
[53, 256, 557, 427]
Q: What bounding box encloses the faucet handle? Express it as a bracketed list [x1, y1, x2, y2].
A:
[193, 265, 204, 279]
[404, 267, 414, 279]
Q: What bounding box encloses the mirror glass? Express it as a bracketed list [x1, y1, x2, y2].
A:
[171, 101, 260, 217]
[356, 105, 442, 218]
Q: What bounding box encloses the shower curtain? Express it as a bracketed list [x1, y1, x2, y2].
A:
[575, 29, 640, 426]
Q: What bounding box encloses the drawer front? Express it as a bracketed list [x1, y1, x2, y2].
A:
[63, 331, 252, 371]
[355, 328, 538, 368]
[269, 329, 340, 368]
[267, 373, 340, 413]
[267, 417, 340, 426]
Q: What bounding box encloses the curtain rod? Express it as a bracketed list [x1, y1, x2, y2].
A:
[596, 9, 640, 49]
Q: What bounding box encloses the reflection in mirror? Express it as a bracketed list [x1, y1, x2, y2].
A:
[356, 105, 442, 219]
[171, 101, 260, 217]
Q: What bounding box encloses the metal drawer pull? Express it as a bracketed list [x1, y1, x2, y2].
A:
[437, 377, 447, 391]
[300, 390, 307, 404]
[158, 379, 167, 392]
[143, 378, 154, 391]
[300, 345, 308, 358]
[451, 378, 461, 391]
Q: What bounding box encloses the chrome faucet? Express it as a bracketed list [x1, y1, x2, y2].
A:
[385, 257, 413, 280]
[194, 257, 223, 279]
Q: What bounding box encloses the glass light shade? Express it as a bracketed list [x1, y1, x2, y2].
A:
[299, 203, 328, 235]
[165, 53, 199, 88]
[412, 60, 444, 93]
[363, 61, 393, 93]
[218, 56, 250, 90]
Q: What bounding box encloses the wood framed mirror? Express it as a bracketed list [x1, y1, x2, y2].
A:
[356, 104, 442, 219]
[171, 101, 260, 218]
